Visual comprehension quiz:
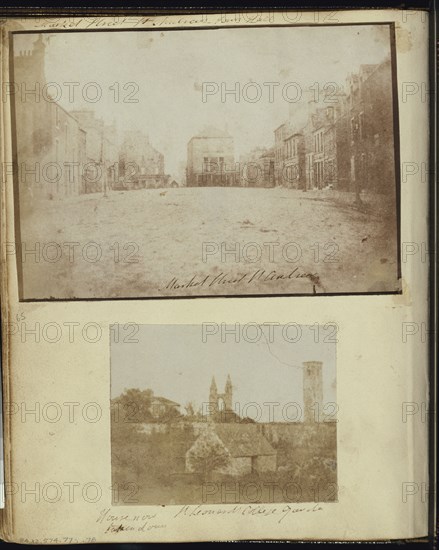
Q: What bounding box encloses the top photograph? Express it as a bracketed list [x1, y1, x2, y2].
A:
[9, 22, 401, 300]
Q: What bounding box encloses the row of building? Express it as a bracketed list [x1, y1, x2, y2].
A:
[14, 36, 171, 200]
[273, 59, 395, 193]
[186, 58, 396, 194]
[15, 36, 395, 197]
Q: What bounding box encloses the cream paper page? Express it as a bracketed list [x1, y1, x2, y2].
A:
[0, 9, 430, 542]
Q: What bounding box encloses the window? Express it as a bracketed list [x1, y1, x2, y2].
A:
[350, 117, 360, 140]
[314, 130, 323, 153]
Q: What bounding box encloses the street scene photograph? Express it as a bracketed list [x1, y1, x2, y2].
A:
[110, 324, 337, 505]
[11, 24, 400, 299]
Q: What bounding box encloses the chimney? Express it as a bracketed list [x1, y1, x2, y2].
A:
[302, 361, 323, 422]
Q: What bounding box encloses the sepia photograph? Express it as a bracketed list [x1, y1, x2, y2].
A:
[0, 7, 432, 544]
[110, 324, 337, 505]
[11, 24, 400, 299]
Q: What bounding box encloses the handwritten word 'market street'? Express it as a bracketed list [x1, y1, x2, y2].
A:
[163, 268, 318, 291]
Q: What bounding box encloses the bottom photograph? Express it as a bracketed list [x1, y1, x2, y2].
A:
[110, 324, 337, 505]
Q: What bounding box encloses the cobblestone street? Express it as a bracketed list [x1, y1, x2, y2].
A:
[20, 187, 399, 299]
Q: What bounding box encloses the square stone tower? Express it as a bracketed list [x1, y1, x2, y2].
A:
[302, 361, 323, 422]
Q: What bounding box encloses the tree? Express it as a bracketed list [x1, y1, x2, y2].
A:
[159, 404, 182, 423]
[111, 388, 154, 423]
[186, 430, 231, 478]
[184, 401, 195, 417]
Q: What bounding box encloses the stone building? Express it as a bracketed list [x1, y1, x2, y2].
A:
[345, 59, 395, 195]
[118, 130, 168, 189]
[314, 108, 334, 189]
[70, 110, 119, 193]
[13, 35, 86, 199]
[289, 93, 349, 191]
[275, 119, 309, 189]
[239, 147, 275, 188]
[185, 424, 277, 476]
[186, 126, 237, 187]
[273, 122, 289, 186]
[149, 395, 181, 419]
[283, 131, 306, 189]
[308, 101, 347, 190]
[273, 58, 395, 194]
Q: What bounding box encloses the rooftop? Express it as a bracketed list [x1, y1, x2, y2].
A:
[215, 424, 276, 457]
[191, 126, 232, 139]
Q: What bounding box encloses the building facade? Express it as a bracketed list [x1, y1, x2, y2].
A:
[70, 110, 119, 194]
[345, 60, 395, 195]
[239, 147, 275, 188]
[283, 132, 306, 189]
[118, 130, 168, 189]
[13, 36, 86, 200]
[186, 127, 237, 187]
[272, 58, 395, 194]
[273, 122, 288, 186]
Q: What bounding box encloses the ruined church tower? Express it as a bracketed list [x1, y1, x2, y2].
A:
[209, 376, 218, 407]
[208, 375, 233, 418]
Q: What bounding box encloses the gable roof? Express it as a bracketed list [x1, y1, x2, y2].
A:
[214, 424, 276, 457]
[150, 396, 180, 407]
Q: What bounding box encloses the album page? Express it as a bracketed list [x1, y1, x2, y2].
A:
[0, 8, 430, 542]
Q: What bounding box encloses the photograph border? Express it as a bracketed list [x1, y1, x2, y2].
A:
[109, 322, 338, 507]
[9, 20, 402, 302]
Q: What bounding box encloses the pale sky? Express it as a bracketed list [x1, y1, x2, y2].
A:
[110, 324, 336, 422]
[14, 25, 391, 179]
